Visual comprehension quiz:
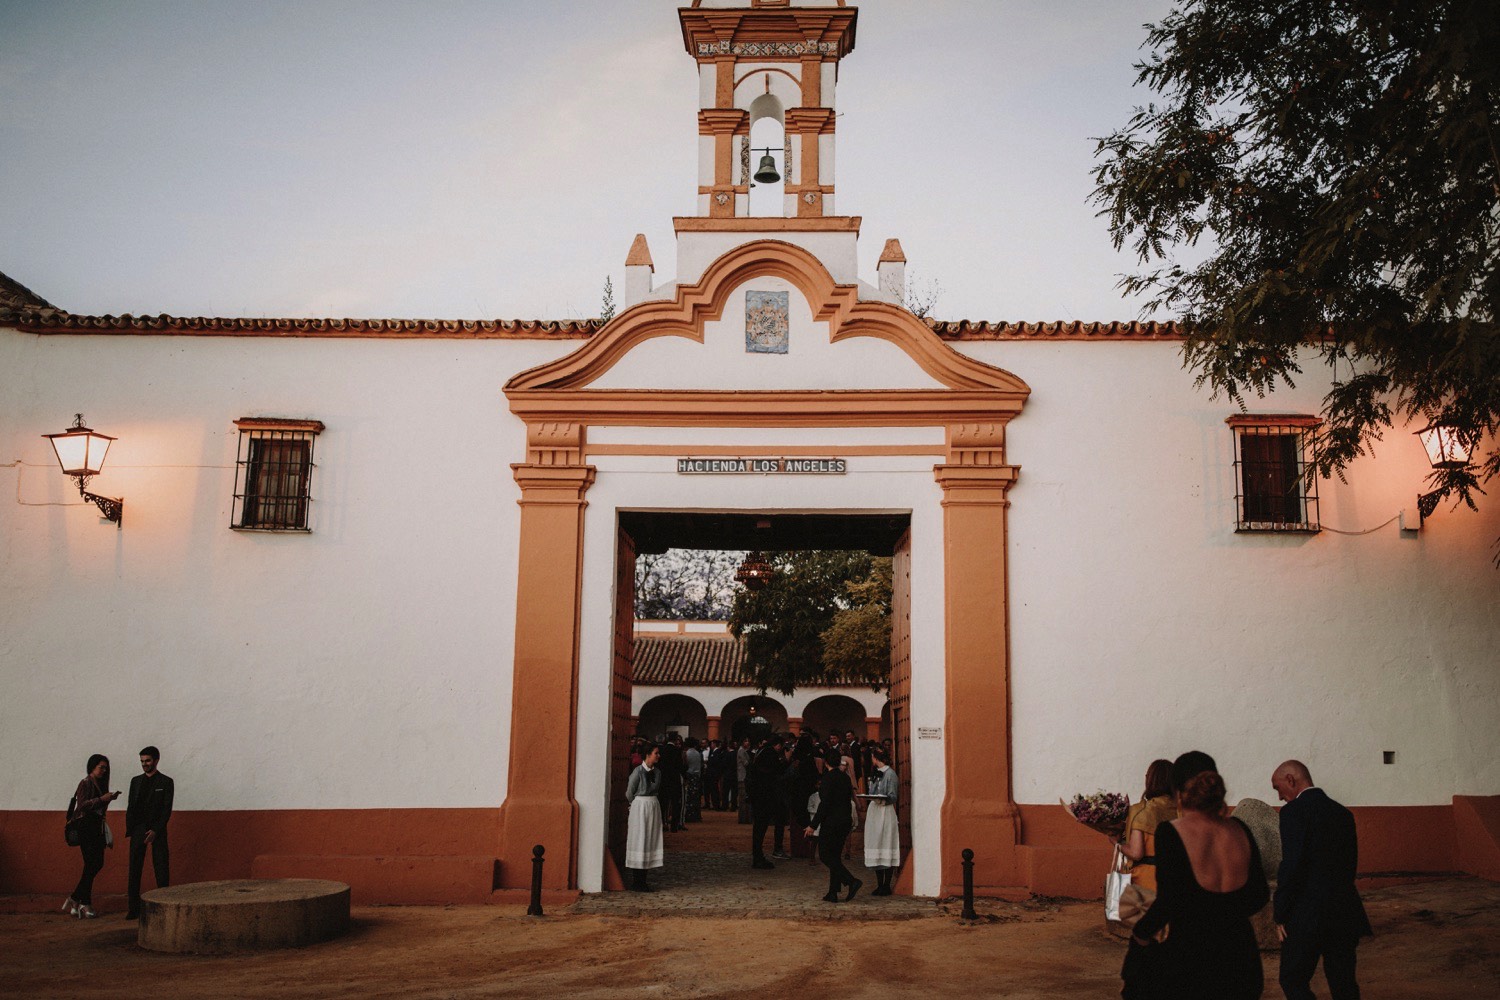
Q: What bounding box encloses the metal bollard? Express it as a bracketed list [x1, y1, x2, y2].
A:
[527, 844, 545, 916]
[961, 848, 978, 920]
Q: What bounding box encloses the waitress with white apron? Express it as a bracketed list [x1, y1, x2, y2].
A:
[862, 744, 901, 895]
[625, 744, 665, 891]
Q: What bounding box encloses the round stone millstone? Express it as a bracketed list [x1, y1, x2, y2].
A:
[138, 879, 350, 954]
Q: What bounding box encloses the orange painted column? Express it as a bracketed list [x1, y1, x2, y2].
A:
[934, 461, 1022, 895]
[497, 460, 595, 891]
[865, 718, 881, 742]
[707, 716, 722, 741]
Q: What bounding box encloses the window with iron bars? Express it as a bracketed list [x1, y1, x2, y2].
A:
[1227, 415, 1321, 533]
[231, 419, 324, 531]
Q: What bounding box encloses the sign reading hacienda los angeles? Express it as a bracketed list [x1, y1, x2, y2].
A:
[676, 457, 848, 474]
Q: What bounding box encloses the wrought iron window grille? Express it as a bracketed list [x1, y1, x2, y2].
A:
[231, 418, 324, 532]
[1227, 415, 1321, 533]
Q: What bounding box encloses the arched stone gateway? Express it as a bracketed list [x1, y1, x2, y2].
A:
[496, 231, 1029, 899]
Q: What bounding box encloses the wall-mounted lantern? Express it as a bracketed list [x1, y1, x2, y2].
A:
[1414, 420, 1472, 525]
[42, 414, 123, 525]
[1415, 421, 1472, 470]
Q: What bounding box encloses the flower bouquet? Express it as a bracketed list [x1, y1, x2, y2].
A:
[1062, 790, 1131, 841]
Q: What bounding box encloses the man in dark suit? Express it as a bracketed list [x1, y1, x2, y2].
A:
[125, 745, 174, 920]
[1272, 760, 1371, 1000]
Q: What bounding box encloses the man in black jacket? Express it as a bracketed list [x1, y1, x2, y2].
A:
[1272, 760, 1372, 1000]
[806, 750, 861, 902]
[125, 745, 174, 920]
[747, 736, 787, 868]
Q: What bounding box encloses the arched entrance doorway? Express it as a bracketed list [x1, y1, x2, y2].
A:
[720, 694, 788, 745]
[636, 693, 709, 742]
[801, 694, 866, 739]
[496, 239, 1029, 898]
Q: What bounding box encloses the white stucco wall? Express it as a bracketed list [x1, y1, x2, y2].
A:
[6, 276, 1498, 899]
[951, 339, 1500, 811]
[676, 231, 861, 286]
[0, 330, 573, 814]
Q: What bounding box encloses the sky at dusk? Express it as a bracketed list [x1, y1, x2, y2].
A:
[2, 0, 1181, 324]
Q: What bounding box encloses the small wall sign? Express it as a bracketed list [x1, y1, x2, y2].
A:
[917, 727, 942, 740]
[676, 457, 847, 474]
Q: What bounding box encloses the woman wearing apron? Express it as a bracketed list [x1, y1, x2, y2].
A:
[625, 744, 665, 892]
[862, 744, 901, 895]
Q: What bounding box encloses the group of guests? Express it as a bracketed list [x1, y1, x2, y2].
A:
[1118, 751, 1371, 1000]
[625, 728, 902, 901]
[63, 746, 174, 920]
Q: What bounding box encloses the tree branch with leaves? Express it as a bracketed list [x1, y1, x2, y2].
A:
[1093, 0, 1499, 554]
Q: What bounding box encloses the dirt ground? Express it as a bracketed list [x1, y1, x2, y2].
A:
[2, 877, 1495, 999]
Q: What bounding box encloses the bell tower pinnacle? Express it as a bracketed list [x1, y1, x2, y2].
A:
[678, 0, 857, 220]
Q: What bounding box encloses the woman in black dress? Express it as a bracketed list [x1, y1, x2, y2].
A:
[1126, 755, 1268, 1000]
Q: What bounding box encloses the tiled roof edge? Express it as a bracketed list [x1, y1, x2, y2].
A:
[8, 312, 602, 339]
[931, 319, 1184, 341]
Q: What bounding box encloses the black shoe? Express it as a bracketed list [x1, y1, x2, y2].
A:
[630, 880, 655, 892]
[844, 878, 863, 902]
[124, 911, 139, 920]
[771, 850, 790, 859]
[822, 892, 841, 903]
[752, 858, 775, 870]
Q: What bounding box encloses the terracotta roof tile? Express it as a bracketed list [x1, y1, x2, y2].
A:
[9, 312, 600, 339]
[0, 271, 56, 313]
[931, 319, 1184, 341]
[633, 633, 863, 688]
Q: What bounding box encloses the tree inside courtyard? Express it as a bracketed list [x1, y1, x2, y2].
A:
[1092, 0, 1499, 552]
[729, 551, 893, 695]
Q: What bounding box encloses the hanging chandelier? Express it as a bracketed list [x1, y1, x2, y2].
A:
[735, 551, 776, 590]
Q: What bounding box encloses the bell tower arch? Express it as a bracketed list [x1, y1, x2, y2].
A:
[681, 0, 854, 219]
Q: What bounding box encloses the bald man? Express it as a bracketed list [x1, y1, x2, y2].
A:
[1271, 761, 1371, 1000]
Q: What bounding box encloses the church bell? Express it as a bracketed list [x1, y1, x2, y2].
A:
[753, 152, 780, 185]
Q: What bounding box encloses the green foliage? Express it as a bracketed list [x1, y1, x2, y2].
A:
[1093, 0, 1500, 549]
[600, 275, 616, 322]
[728, 551, 893, 694]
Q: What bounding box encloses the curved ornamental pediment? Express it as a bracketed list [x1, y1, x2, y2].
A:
[504, 241, 1029, 426]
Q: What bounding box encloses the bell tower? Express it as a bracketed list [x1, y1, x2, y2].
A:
[679, 0, 857, 220]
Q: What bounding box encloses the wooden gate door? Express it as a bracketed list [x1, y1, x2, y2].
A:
[604, 526, 637, 889]
[889, 528, 914, 890]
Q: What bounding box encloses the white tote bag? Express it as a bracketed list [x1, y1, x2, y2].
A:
[1104, 844, 1131, 922]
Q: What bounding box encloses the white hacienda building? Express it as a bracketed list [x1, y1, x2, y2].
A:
[2, 0, 1497, 904]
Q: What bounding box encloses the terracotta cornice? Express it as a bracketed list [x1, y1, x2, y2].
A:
[672, 216, 859, 233]
[510, 463, 596, 505]
[785, 107, 834, 132]
[1225, 414, 1322, 428]
[504, 239, 1029, 398]
[507, 388, 1026, 429]
[680, 7, 857, 60]
[933, 464, 1020, 506]
[698, 108, 748, 135]
[11, 313, 599, 340]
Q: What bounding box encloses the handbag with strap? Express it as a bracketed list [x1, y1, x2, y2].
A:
[64, 795, 82, 847]
[1105, 844, 1131, 922]
[1118, 881, 1168, 941]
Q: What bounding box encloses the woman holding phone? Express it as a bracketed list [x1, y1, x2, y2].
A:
[65, 754, 119, 918]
